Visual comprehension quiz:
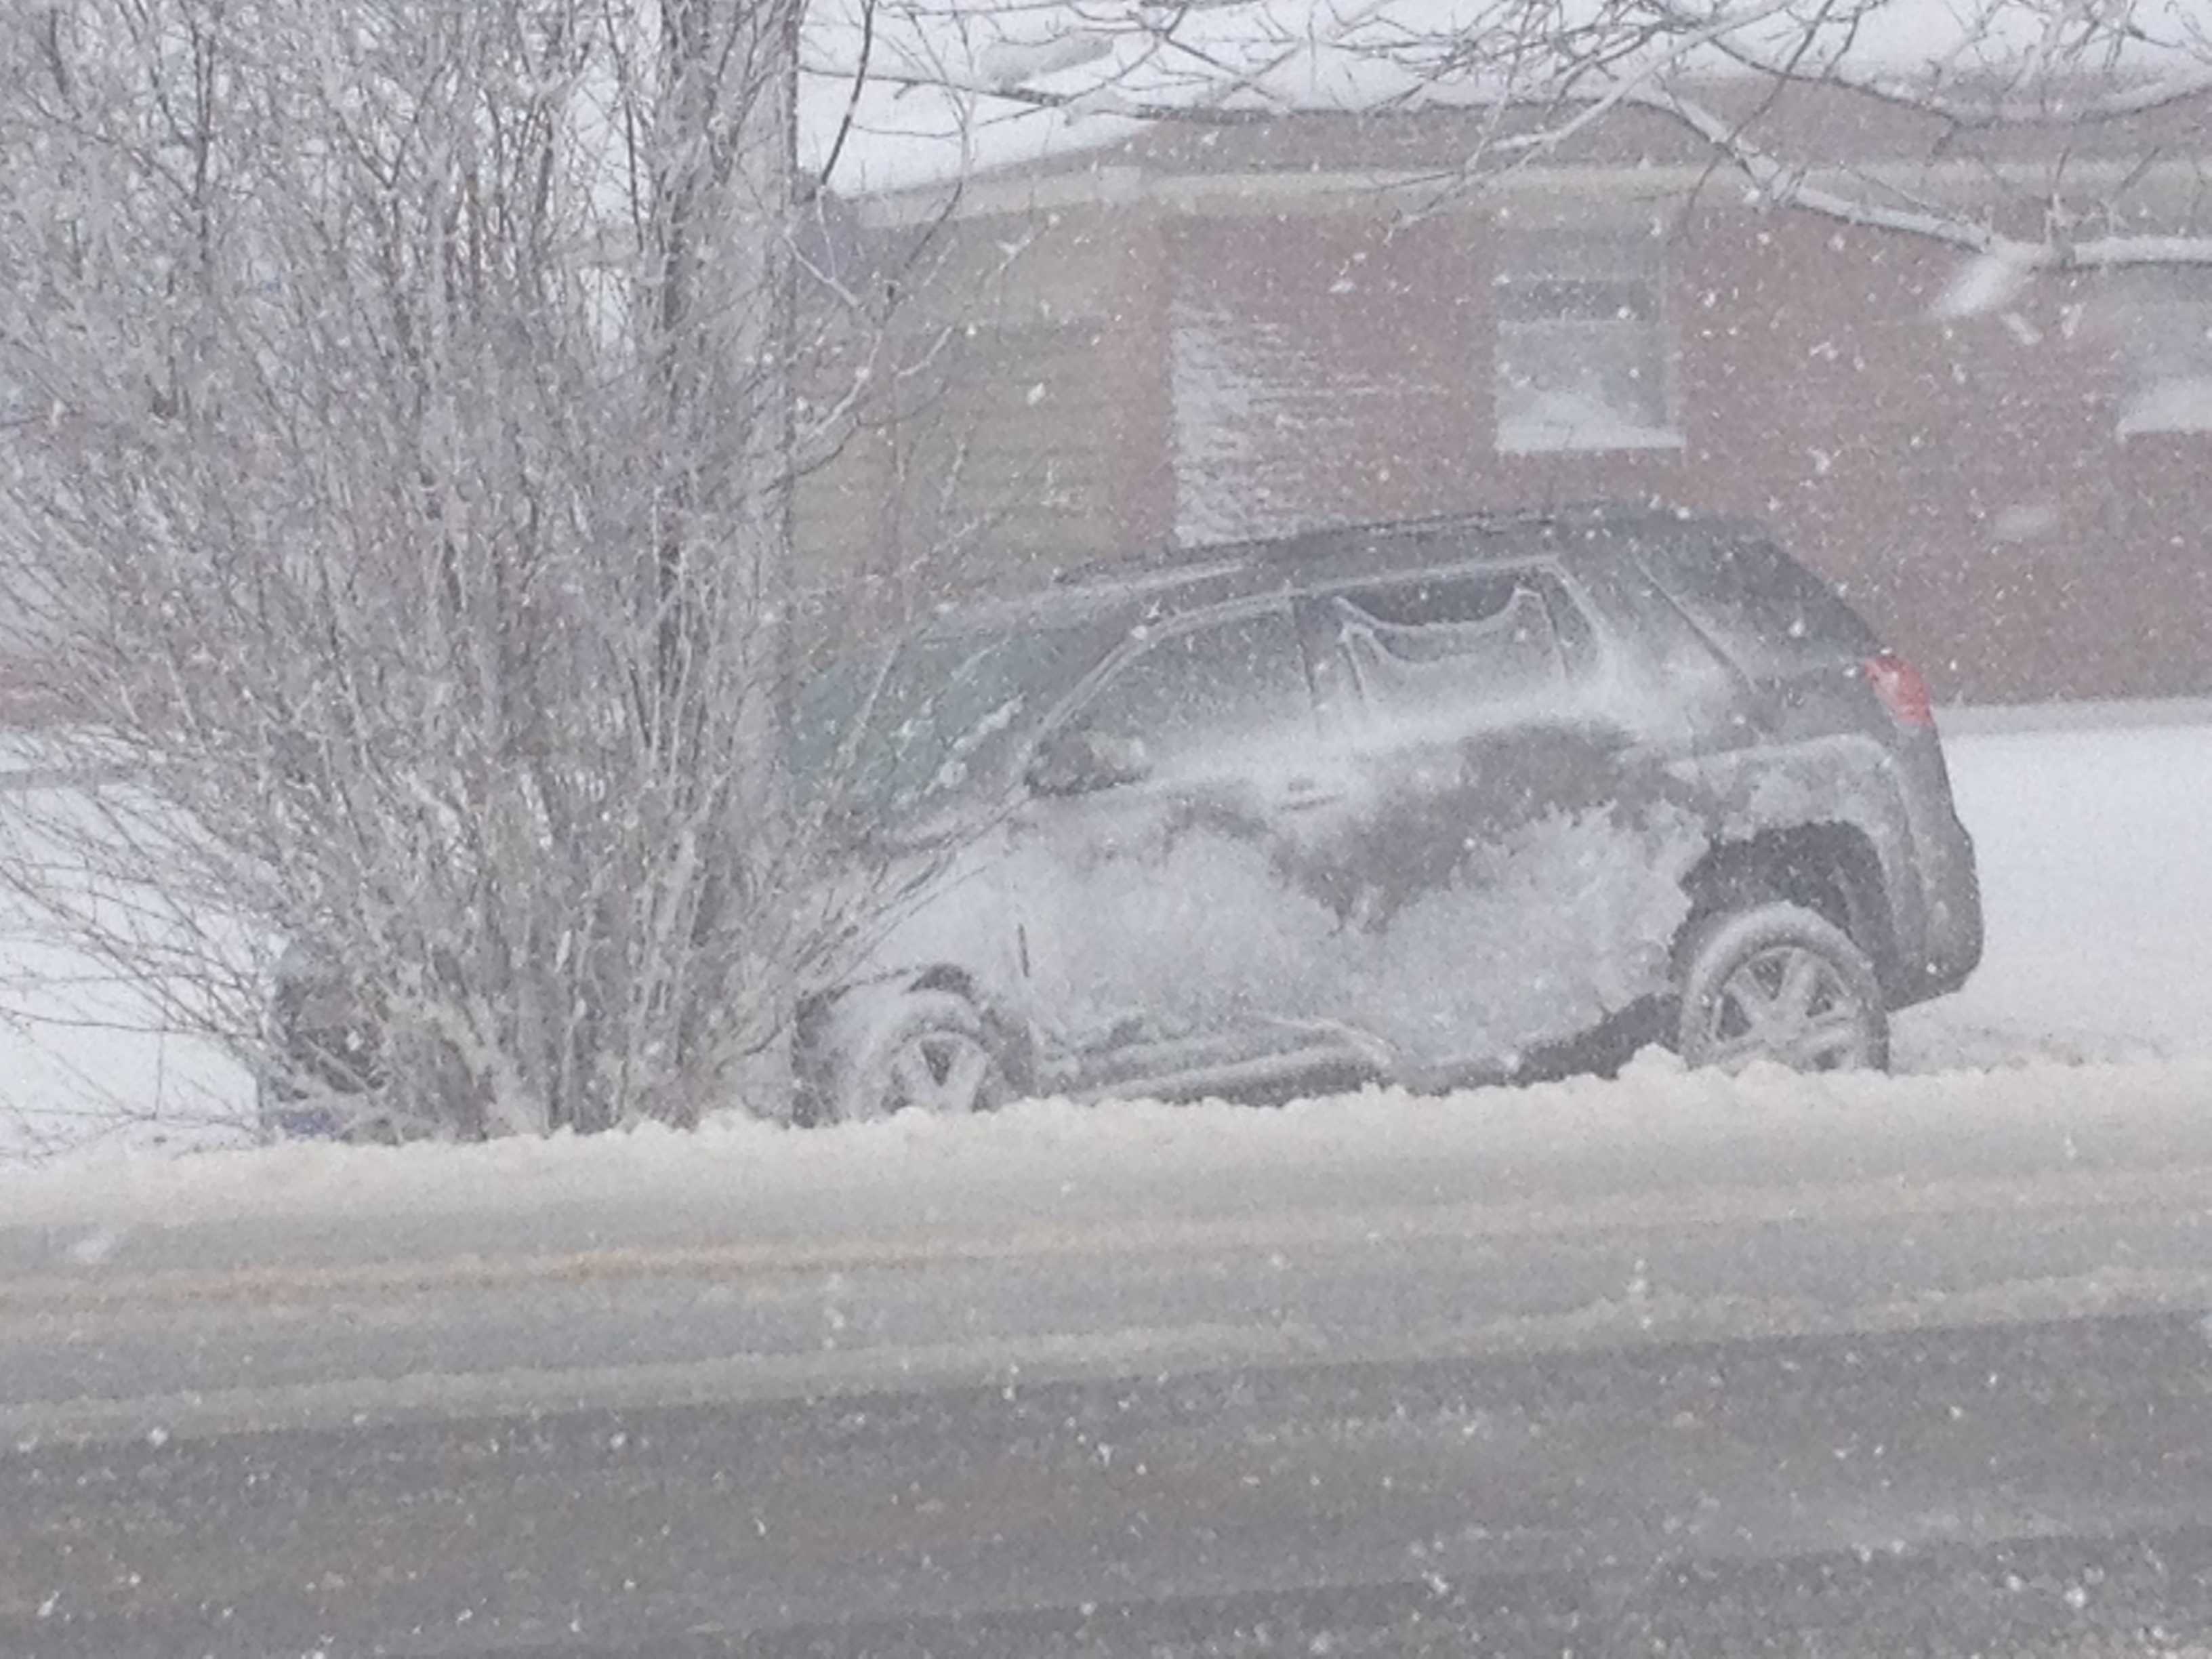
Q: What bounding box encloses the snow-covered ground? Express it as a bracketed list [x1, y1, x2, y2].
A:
[1, 709, 2207, 1165]
[1892, 714, 2212, 1071]
[12, 1044, 2212, 1443]
[0, 931, 249, 1162]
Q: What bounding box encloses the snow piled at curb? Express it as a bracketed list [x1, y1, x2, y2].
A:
[10, 1052, 2212, 1445]
[7, 1050, 2212, 1240]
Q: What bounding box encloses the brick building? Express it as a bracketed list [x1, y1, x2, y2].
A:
[799, 85, 2212, 705]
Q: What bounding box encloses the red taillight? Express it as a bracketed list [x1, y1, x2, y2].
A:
[1864, 651, 1935, 728]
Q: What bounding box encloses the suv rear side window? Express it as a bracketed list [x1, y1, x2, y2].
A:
[1315, 571, 1588, 724]
[1637, 535, 1880, 674]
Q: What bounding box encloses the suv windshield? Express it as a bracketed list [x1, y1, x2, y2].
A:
[794, 620, 1118, 815]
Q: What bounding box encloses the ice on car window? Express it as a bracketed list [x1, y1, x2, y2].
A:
[1331, 581, 1568, 718]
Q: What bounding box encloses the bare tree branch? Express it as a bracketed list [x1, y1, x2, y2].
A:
[1637, 81, 2212, 267]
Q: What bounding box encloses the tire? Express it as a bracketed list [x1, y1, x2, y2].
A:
[256, 1070, 344, 1142]
[821, 988, 1009, 1124]
[255, 1069, 408, 1143]
[1675, 901, 1889, 1074]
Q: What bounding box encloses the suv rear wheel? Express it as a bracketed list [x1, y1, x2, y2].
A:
[1676, 901, 1889, 1073]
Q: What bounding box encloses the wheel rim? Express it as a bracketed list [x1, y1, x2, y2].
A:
[1699, 943, 1877, 1073]
[880, 1027, 995, 1116]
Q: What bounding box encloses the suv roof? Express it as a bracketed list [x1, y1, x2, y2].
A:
[946, 503, 1772, 638]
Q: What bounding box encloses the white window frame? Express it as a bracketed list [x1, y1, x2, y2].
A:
[2112, 269, 2212, 438]
[1493, 229, 1681, 456]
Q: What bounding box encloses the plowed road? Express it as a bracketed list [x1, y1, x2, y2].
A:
[9, 1076, 2212, 1656]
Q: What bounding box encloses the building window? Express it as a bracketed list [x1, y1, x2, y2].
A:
[1494, 231, 1677, 454]
[2114, 269, 2212, 437]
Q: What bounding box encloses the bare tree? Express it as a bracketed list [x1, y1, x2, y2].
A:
[0, 0, 966, 1136]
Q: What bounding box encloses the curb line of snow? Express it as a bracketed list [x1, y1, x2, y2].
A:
[7, 1057, 2212, 1284]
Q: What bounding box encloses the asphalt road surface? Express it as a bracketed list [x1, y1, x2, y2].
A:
[9, 1308, 2212, 1658]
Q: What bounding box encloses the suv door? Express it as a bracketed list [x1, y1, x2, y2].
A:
[1006, 600, 1360, 1095]
[1297, 563, 1701, 1076]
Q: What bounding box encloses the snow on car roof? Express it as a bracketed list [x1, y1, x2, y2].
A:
[914, 503, 1755, 636]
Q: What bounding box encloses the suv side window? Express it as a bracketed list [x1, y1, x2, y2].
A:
[1071, 605, 1317, 779]
[1315, 570, 1589, 723]
[1633, 533, 1878, 676]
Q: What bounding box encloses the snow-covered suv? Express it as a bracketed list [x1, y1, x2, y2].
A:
[794, 506, 1982, 1120]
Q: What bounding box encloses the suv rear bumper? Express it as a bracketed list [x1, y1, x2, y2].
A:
[1895, 813, 1984, 1008]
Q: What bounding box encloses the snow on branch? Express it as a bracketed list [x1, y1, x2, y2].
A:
[1635, 0, 2212, 127]
[807, 0, 2212, 276]
[1635, 83, 2212, 269]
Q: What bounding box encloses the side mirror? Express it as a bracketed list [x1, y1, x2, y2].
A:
[1025, 726, 1149, 796]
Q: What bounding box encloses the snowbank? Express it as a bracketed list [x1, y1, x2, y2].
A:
[7, 1050, 2212, 1282]
[1894, 719, 2212, 1069]
[10, 1046, 2212, 1450]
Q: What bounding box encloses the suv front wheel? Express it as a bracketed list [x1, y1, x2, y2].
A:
[1676, 901, 1889, 1074]
[816, 987, 1010, 1124]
